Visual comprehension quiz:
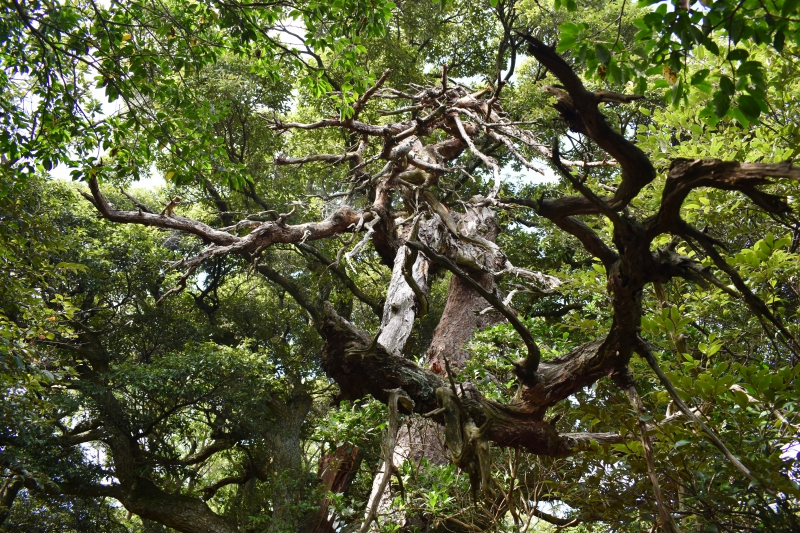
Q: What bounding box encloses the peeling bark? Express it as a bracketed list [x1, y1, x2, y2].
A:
[312, 444, 363, 533]
[378, 247, 432, 356]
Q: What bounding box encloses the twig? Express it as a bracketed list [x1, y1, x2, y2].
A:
[452, 113, 502, 198]
[621, 377, 684, 533]
[352, 69, 391, 120]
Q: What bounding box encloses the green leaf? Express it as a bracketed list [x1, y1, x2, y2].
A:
[729, 16, 744, 43]
[55, 262, 88, 272]
[732, 389, 750, 408]
[773, 30, 785, 52]
[737, 61, 762, 75]
[727, 49, 749, 61]
[595, 44, 610, 65]
[719, 75, 734, 96]
[730, 107, 750, 128]
[737, 94, 762, 119]
[690, 68, 710, 85]
[560, 22, 580, 37]
[713, 90, 730, 117]
[782, 0, 800, 16]
[557, 36, 577, 53]
[704, 39, 720, 55]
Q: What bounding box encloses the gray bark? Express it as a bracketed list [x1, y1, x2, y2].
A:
[377, 247, 431, 356]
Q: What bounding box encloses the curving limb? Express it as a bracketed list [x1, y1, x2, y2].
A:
[518, 33, 655, 215]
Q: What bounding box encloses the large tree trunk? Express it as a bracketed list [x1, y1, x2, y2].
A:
[267, 393, 315, 532]
[362, 204, 504, 531]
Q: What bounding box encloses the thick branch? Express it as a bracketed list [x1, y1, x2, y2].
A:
[181, 437, 240, 466]
[87, 177, 238, 246]
[275, 152, 361, 166]
[648, 158, 800, 238]
[519, 34, 655, 215]
[318, 305, 622, 457]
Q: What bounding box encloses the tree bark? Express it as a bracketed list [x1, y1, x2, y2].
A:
[311, 444, 363, 533]
[0, 476, 23, 527]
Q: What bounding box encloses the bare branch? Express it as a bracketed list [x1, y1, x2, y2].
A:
[87, 177, 239, 246]
[359, 389, 413, 533]
[118, 186, 155, 213]
[452, 113, 503, 198]
[352, 69, 391, 119]
[275, 152, 360, 166]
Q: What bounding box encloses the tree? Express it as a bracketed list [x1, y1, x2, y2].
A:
[2, 0, 800, 531]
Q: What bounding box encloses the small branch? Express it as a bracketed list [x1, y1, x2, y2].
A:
[118, 187, 155, 213]
[274, 152, 360, 166]
[360, 389, 412, 533]
[86, 177, 238, 246]
[407, 154, 461, 175]
[635, 337, 776, 496]
[202, 474, 253, 500]
[352, 69, 391, 120]
[295, 243, 383, 318]
[377, 104, 425, 116]
[452, 113, 502, 198]
[155, 265, 197, 306]
[679, 222, 799, 355]
[531, 507, 578, 527]
[255, 262, 324, 327]
[620, 375, 684, 533]
[550, 142, 622, 225]
[181, 437, 240, 466]
[344, 215, 381, 272]
[530, 303, 582, 318]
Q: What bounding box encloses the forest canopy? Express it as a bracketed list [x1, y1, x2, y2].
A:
[2, 0, 800, 531]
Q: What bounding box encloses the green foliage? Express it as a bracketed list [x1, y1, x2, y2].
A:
[0, 0, 393, 189]
[2, 0, 800, 531]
